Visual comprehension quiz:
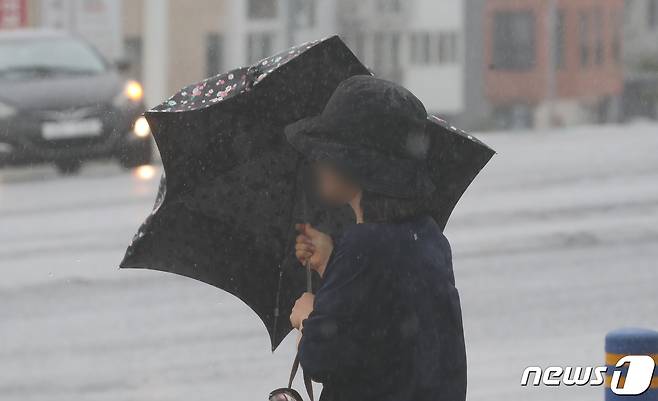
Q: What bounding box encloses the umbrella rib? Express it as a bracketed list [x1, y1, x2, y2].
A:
[271, 156, 305, 348]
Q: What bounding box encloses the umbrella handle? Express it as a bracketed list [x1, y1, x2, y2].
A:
[305, 260, 313, 293]
[291, 261, 314, 401]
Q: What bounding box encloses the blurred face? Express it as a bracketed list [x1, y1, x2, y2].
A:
[313, 162, 361, 206]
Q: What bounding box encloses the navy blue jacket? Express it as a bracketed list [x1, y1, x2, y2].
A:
[298, 215, 467, 401]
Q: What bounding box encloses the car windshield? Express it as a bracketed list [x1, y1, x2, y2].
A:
[0, 36, 107, 80]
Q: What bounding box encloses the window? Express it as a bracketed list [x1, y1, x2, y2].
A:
[390, 33, 401, 68]
[344, 32, 365, 59]
[649, 0, 658, 28]
[438, 33, 449, 63]
[450, 32, 459, 62]
[410, 34, 418, 63]
[411, 31, 459, 66]
[593, 9, 604, 65]
[420, 34, 430, 64]
[371, 32, 401, 76]
[293, 0, 316, 28]
[206, 33, 223, 76]
[492, 11, 536, 70]
[373, 32, 384, 69]
[378, 0, 402, 13]
[410, 32, 431, 64]
[438, 32, 459, 64]
[554, 10, 566, 69]
[123, 36, 142, 80]
[579, 11, 591, 67]
[611, 10, 621, 63]
[247, 32, 274, 63]
[248, 0, 277, 19]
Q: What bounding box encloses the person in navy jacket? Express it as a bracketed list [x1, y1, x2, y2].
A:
[284, 76, 467, 401]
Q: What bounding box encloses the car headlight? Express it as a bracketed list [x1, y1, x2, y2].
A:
[0, 101, 16, 120]
[133, 116, 151, 138]
[114, 80, 144, 107]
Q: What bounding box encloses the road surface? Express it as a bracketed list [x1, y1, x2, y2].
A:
[1, 123, 657, 400]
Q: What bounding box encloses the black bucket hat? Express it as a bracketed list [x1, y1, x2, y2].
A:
[284, 75, 436, 199]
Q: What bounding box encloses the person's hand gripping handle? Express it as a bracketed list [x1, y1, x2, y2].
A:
[290, 224, 334, 332]
[294, 223, 333, 279]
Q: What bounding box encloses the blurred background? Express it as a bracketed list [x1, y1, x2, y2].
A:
[1, 1, 657, 400]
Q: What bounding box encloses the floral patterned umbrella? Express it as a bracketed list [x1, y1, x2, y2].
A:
[119, 36, 369, 350]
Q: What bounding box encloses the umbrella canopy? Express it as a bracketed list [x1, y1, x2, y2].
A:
[120, 35, 494, 352]
[120, 36, 369, 350]
[424, 115, 495, 229]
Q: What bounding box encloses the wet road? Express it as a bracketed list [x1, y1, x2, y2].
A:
[2, 124, 658, 400]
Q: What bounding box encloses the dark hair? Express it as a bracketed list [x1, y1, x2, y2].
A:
[360, 191, 429, 223]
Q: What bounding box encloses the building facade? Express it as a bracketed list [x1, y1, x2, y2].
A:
[220, 0, 337, 75]
[623, 0, 658, 73]
[121, 0, 230, 106]
[338, 0, 486, 127]
[7, 0, 508, 129]
[0, 0, 27, 29]
[622, 0, 658, 120]
[484, 0, 624, 128]
[122, 0, 337, 107]
[9, 0, 638, 129]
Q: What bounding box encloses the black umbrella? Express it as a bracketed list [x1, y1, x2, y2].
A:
[120, 36, 494, 351]
[424, 115, 495, 229]
[120, 36, 369, 350]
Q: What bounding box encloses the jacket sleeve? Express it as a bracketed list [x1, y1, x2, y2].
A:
[297, 229, 375, 382]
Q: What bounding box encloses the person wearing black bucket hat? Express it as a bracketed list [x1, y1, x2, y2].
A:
[286, 76, 467, 401]
[285, 75, 436, 199]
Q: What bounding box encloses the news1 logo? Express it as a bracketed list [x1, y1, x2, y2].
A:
[521, 355, 656, 395]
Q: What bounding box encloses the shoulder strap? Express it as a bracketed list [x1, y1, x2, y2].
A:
[287, 252, 315, 400]
[288, 353, 314, 401]
[304, 371, 314, 401]
[287, 353, 300, 389]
